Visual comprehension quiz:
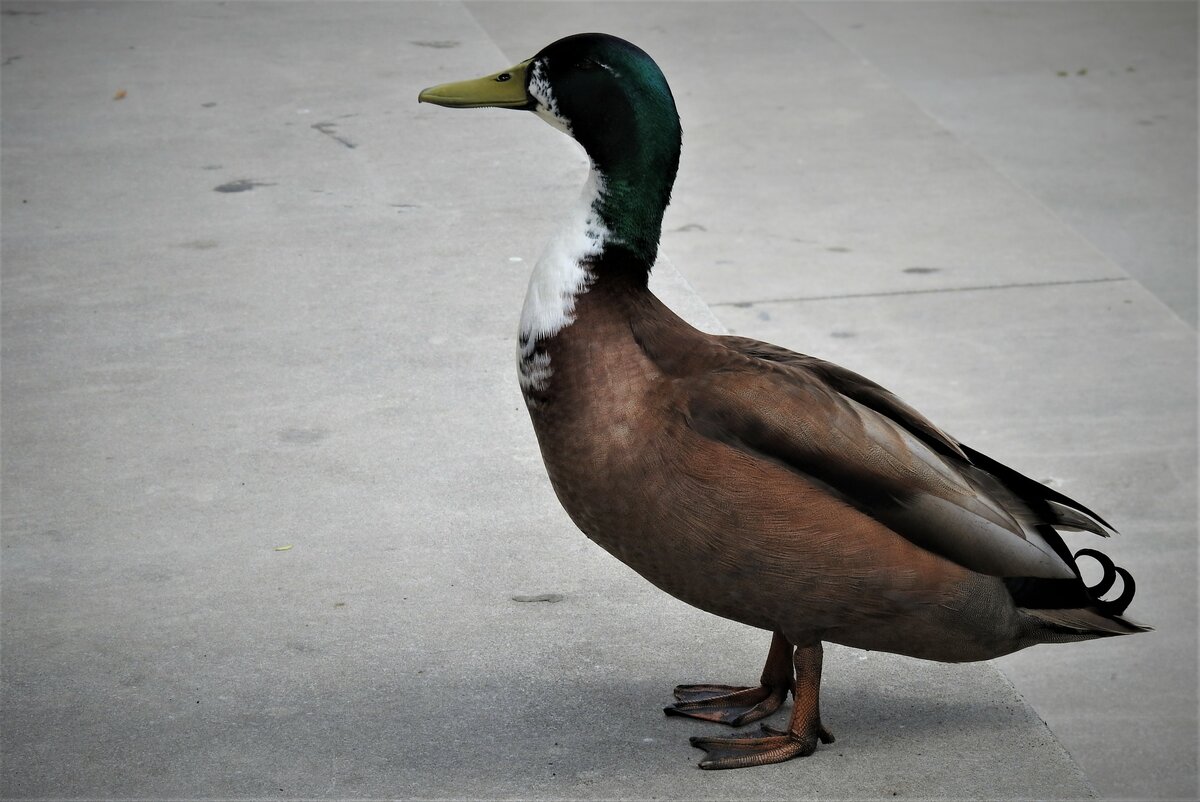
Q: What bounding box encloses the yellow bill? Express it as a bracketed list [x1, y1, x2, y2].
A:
[418, 60, 532, 109]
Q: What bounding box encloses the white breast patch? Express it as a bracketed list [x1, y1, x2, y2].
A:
[516, 167, 610, 394]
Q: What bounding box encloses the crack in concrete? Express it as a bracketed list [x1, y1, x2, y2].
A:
[711, 276, 1131, 308]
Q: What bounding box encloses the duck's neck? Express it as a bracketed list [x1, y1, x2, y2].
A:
[518, 158, 672, 346]
[590, 145, 677, 268]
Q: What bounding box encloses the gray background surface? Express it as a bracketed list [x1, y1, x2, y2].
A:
[2, 2, 1195, 799]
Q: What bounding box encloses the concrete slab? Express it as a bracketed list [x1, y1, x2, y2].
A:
[803, 0, 1198, 328]
[0, 1, 1182, 799]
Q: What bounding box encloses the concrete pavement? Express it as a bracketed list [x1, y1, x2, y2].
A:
[2, 2, 1195, 799]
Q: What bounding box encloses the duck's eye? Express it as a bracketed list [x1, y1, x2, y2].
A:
[495, 73, 512, 82]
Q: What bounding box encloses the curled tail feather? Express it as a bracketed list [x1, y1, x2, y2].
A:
[1074, 548, 1136, 616]
[1021, 549, 1150, 640]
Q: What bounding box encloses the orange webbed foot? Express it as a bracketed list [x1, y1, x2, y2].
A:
[690, 722, 835, 770]
[665, 682, 789, 726]
[664, 631, 794, 727]
[673, 638, 833, 770]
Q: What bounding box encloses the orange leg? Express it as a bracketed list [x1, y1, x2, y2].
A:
[688, 641, 835, 770]
[664, 630, 792, 726]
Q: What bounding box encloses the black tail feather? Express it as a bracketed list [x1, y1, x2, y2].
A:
[1004, 546, 1138, 617]
[1075, 548, 1136, 616]
[960, 444, 1116, 531]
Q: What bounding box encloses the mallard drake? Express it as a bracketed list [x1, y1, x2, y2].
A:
[419, 33, 1148, 770]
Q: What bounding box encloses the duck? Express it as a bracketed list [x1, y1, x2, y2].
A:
[418, 33, 1148, 770]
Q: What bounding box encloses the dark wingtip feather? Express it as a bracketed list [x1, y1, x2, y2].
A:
[959, 443, 1117, 532]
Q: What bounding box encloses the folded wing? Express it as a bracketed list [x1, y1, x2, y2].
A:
[672, 335, 1113, 581]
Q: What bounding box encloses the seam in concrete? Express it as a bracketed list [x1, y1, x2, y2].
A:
[710, 276, 1131, 308]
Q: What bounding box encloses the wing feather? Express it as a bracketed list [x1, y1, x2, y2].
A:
[719, 334, 1115, 530]
[682, 355, 1076, 579]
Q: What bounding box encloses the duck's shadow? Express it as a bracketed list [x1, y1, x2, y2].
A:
[399, 666, 1038, 785]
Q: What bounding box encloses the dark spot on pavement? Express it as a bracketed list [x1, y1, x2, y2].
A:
[903, 266, 941, 274]
[511, 593, 564, 603]
[412, 40, 460, 49]
[214, 179, 274, 193]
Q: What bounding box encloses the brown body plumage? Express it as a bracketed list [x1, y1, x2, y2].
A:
[527, 266, 1139, 662]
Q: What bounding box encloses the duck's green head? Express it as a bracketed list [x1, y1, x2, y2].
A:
[420, 33, 682, 265]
